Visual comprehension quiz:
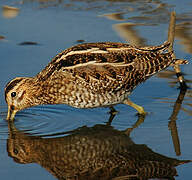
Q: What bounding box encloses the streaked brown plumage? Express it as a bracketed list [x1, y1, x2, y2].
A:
[7, 122, 191, 180]
[4, 41, 188, 120]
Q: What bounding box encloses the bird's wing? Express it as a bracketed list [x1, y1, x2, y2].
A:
[36, 42, 173, 93]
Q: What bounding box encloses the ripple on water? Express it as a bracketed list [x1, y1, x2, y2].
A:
[0, 106, 9, 140]
[0, 102, 172, 140]
[1, 90, 190, 139]
[0, 105, 84, 138]
[0, 105, 116, 138]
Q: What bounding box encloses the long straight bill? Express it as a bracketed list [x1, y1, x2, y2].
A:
[6, 106, 17, 121]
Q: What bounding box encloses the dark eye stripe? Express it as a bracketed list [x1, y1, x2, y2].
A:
[5, 78, 23, 97]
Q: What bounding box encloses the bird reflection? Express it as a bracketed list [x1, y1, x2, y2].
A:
[7, 120, 191, 180]
[167, 88, 188, 156]
[157, 71, 191, 156]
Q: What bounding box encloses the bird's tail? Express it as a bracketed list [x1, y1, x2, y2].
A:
[144, 52, 188, 78]
[176, 159, 192, 166]
[171, 59, 189, 66]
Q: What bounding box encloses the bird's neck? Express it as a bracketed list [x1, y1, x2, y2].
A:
[33, 78, 67, 106]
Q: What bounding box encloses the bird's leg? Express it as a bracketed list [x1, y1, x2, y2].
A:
[123, 98, 146, 116]
[168, 12, 187, 90]
[106, 106, 118, 126]
[109, 106, 118, 115]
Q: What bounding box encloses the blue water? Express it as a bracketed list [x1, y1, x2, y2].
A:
[0, 0, 192, 179]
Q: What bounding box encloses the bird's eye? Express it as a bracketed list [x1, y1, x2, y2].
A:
[11, 92, 16, 97]
[13, 148, 18, 155]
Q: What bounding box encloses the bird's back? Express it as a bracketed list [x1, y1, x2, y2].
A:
[37, 41, 173, 88]
[35, 42, 176, 108]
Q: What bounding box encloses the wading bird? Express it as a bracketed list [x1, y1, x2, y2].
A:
[5, 41, 187, 120]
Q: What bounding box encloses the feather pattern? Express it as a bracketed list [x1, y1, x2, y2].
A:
[5, 41, 188, 115]
[36, 41, 173, 95]
[4, 41, 188, 120]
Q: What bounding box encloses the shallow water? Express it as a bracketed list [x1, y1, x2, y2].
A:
[0, 0, 192, 179]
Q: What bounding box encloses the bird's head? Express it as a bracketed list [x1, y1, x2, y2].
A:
[5, 77, 36, 120]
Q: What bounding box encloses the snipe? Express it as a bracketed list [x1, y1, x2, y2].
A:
[5, 41, 188, 120]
